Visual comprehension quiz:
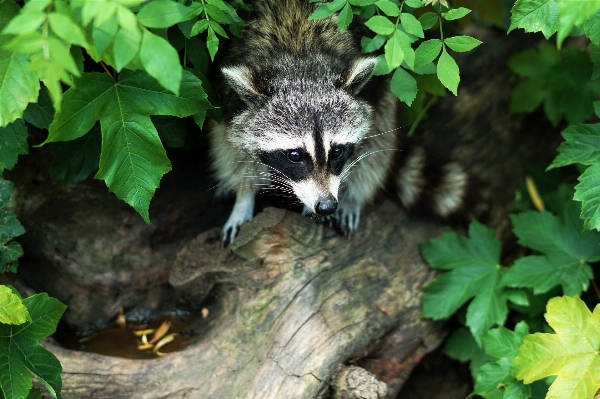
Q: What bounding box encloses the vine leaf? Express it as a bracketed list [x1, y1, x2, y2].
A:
[502, 201, 599, 296]
[42, 70, 211, 223]
[512, 296, 600, 399]
[437, 48, 459, 95]
[0, 292, 67, 399]
[0, 2, 40, 127]
[0, 119, 29, 172]
[421, 221, 516, 343]
[508, 0, 560, 39]
[474, 321, 531, 398]
[548, 123, 600, 230]
[0, 285, 31, 325]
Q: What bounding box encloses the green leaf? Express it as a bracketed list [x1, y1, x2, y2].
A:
[2, 11, 45, 36]
[436, 49, 459, 95]
[0, 2, 41, 128]
[396, 30, 414, 70]
[372, 54, 390, 76]
[209, 21, 229, 38]
[361, 34, 386, 53]
[307, 0, 346, 20]
[114, 26, 142, 71]
[404, 0, 423, 8]
[375, 0, 400, 16]
[49, 127, 101, 185]
[474, 322, 531, 398]
[503, 201, 599, 296]
[512, 296, 600, 399]
[510, 77, 546, 114]
[585, 9, 600, 46]
[0, 285, 31, 325]
[96, 112, 171, 223]
[400, 13, 424, 38]
[418, 12, 438, 30]
[206, 26, 219, 61]
[0, 119, 28, 172]
[575, 163, 600, 231]
[140, 29, 182, 95]
[549, 124, 600, 169]
[137, 0, 190, 28]
[44, 70, 209, 221]
[442, 7, 472, 21]
[390, 67, 417, 106]
[421, 221, 512, 342]
[415, 39, 442, 68]
[337, 3, 353, 33]
[444, 35, 482, 52]
[443, 328, 489, 376]
[92, 16, 119, 56]
[384, 31, 404, 71]
[0, 292, 67, 399]
[365, 15, 396, 35]
[48, 12, 88, 48]
[507, 42, 560, 78]
[508, 0, 559, 39]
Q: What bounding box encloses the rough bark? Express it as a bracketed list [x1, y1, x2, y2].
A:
[43, 203, 447, 399]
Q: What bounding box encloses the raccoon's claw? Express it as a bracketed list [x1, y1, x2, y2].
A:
[334, 204, 361, 236]
[221, 191, 256, 246]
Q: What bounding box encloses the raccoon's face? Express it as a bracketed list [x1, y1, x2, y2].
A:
[222, 57, 377, 216]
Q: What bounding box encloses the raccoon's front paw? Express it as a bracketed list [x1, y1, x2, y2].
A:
[222, 205, 255, 246]
[334, 204, 361, 235]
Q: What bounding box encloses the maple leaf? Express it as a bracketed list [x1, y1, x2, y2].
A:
[512, 296, 600, 399]
[421, 221, 524, 343]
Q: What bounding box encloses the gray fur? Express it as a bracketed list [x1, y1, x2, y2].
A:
[210, 0, 472, 243]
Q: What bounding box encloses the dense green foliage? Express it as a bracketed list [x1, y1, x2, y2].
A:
[419, 1, 600, 398]
[0, 286, 66, 399]
[1, 0, 600, 398]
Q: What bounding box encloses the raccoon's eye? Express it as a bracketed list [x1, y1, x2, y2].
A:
[287, 150, 303, 163]
[330, 146, 343, 159]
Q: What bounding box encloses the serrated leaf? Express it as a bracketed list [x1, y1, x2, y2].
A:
[2, 11, 45, 36]
[421, 221, 512, 342]
[140, 29, 182, 95]
[375, 0, 400, 16]
[0, 285, 31, 325]
[0, 2, 41, 128]
[549, 124, 600, 169]
[0, 292, 67, 399]
[415, 39, 442, 68]
[400, 13, 424, 38]
[49, 127, 101, 185]
[209, 21, 229, 38]
[137, 0, 190, 28]
[418, 12, 438, 30]
[474, 322, 531, 398]
[365, 15, 396, 35]
[0, 119, 29, 172]
[43, 70, 209, 221]
[96, 113, 170, 223]
[384, 31, 404, 71]
[503, 202, 599, 296]
[512, 296, 600, 399]
[585, 9, 600, 46]
[308, 0, 346, 20]
[444, 35, 482, 52]
[114, 26, 141, 71]
[404, 0, 423, 8]
[390, 67, 417, 106]
[442, 7, 471, 21]
[575, 163, 600, 231]
[508, 0, 559, 39]
[337, 3, 353, 33]
[436, 49, 459, 95]
[510, 77, 546, 114]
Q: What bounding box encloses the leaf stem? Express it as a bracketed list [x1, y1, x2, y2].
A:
[592, 279, 600, 300]
[99, 61, 114, 80]
[407, 94, 438, 137]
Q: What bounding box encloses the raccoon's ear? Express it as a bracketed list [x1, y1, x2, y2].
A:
[222, 65, 262, 107]
[343, 57, 378, 94]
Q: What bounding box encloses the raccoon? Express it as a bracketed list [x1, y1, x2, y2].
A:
[211, 0, 476, 244]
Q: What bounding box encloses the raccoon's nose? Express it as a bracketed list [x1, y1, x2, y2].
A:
[316, 197, 337, 216]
